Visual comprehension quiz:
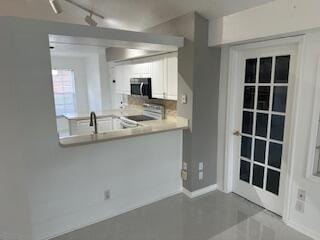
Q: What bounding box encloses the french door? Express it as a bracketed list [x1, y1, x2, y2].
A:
[233, 45, 296, 215]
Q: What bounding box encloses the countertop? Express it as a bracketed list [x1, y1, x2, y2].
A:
[59, 116, 189, 147]
[63, 108, 142, 121]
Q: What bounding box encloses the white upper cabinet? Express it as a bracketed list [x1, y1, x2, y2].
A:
[151, 57, 166, 99]
[132, 62, 151, 78]
[166, 53, 178, 100]
[151, 53, 178, 100]
[114, 52, 178, 100]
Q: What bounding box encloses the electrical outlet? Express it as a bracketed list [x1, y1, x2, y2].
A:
[297, 189, 306, 202]
[295, 200, 305, 213]
[181, 169, 188, 181]
[104, 190, 111, 200]
[199, 171, 203, 180]
[183, 162, 187, 170]
[181, 94, 187, 104]
[199, 162, 203, 171]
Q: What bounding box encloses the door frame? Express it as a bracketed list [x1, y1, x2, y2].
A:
[223, 36, 305, 221]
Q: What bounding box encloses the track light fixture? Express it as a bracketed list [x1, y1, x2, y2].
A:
[48, 0, 104, 26]
[49, 0, 62, 14]
[85, 13, 98, 27]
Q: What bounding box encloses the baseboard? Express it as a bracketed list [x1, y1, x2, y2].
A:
[286, 220, 320, 240]
[44, 189, 181, 240]
[183, 184, 217, 198]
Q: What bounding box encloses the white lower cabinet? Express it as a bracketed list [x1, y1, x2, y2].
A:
[112, 118, 122, 130]
[70, 119, 91, 136]
[97, 117, 113, 132]
[69, 117, 113, 135]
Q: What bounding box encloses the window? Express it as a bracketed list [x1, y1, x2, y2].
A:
[52, 69, 76, 116]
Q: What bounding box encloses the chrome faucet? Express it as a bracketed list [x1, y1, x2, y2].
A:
[89, 112, 98, 134]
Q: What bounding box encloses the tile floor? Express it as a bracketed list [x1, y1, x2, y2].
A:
[52, 191, 311, 240]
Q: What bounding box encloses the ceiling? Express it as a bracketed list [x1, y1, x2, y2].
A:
[0, 0, 273, 31]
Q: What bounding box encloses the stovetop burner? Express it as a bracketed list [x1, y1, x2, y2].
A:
[125, 115, 156, 122]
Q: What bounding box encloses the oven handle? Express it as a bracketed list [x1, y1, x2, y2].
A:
[140, 82, 144, 96]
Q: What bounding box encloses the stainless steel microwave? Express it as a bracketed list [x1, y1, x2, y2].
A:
[130, 78, 152, 98]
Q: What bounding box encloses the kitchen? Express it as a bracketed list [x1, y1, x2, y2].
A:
[2, 0, 320, 240]
[51, 41, 187, 146]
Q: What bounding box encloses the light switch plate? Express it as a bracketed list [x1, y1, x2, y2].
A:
[181, 94, 187, 104]
[183, 162, 187, 170]
[295, 200, 305, 213]
[104, 190, 111, 200]
[199, 162, 203, 171]
[181, 169, 188, 181]
[199, 171, 203, 180]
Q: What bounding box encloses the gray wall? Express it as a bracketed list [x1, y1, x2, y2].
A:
[143, 13, 221, 191]
[0, 17, 183, 240]
[190, 14, 221, 190]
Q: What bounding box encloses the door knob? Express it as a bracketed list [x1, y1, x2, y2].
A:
[233, 130, 241, 136]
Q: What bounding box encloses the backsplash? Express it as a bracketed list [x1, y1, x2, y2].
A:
[128, 96, 177, 117]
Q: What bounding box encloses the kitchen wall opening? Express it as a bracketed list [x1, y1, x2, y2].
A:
[49, 39, 179, 143]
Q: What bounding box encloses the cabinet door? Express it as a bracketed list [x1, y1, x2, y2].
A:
[70, 120, 92, 135]
[97, 117, 113, 132]
[151, 58, 165, 99]
[112, 118, 122, 130]
[132, 62, 151, 78]
[166, 54, 178, 100]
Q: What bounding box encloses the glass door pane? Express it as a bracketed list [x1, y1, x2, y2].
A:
[239, 55, 290, 195]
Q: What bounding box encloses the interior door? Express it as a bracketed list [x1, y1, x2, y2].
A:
[233, 45, 296, 215]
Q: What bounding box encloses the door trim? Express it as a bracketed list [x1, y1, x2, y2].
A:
[223, 36, 305, 221]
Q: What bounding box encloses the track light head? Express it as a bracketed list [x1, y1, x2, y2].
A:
[49, 0, 62, 14]
[85, 13, 98, 26]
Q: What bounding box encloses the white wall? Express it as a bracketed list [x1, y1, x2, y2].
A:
[99, 53, 113, 110]
[51, 53, 113, 113]
[29, 131, 182, 240]
[209, 0, 320, 46]
[51, 56, 90, 114]
[216, 46, 229, 191]
[285, 32, 320, 239]
[86, 55, 103, 111]
[107, 64, 123, 109]
[0, 18, 183, 240]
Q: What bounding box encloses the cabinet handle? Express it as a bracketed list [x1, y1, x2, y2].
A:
[140, 82, 144, 96]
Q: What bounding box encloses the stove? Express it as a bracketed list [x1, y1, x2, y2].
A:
[120, 104, 165, 128]
[125, 115, 156, 122]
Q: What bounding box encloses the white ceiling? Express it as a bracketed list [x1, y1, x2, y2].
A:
[0, 0, 273, 31]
